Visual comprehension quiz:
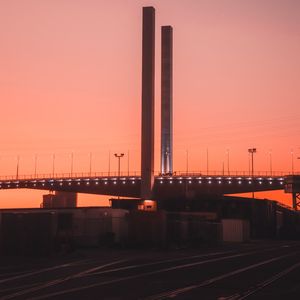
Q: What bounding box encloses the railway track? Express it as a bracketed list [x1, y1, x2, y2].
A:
[0, 243, 299, 300]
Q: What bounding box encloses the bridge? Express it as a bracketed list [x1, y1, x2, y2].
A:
[1, 7, 299, 210]
[1, 172, 299, 209]
[0, 172, 297, 199]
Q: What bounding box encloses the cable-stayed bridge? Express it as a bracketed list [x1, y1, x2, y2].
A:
[0, 171, 297, 201]
[1, 7, 299, 210]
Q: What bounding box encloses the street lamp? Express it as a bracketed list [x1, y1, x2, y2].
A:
[89, 152, 92, 176]
[70, 152, 74, 176]
[127, 150, 130, 176]
[52, 153, 55, 178]
[226, 149, 230, 175]
[291, 150, 294, 175]
[34, 154, 38, 178]
[114, 153, 124, 177]
[206, 148, 209, 175]
[186, 150, 189, 174]
[16, 155, 20, 180]
[108, 150, 111, 176]
[248, 148, 257, 177]
[269, 150, 272, 176]
[248, 148, 257, 199]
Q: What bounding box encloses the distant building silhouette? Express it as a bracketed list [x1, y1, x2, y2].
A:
[42, 191, 77, 208]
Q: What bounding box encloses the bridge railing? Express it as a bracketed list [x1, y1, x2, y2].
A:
[0, 170, 299, 181]
[0, 171, 141, 181]
[171, 170, 300, 177]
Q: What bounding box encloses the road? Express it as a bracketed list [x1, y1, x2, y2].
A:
[0, 241, 300, 299]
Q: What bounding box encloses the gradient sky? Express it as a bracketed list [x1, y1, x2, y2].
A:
[0, 0, 300, 208]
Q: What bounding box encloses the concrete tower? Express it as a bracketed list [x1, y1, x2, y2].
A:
[141, 7, 155, 199]
[161, 26, 173, 175]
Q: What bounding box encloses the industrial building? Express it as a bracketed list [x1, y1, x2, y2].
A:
[0, 207, 128, 255]
[42, 191, 77, 208]
[1, 195, 300, 255]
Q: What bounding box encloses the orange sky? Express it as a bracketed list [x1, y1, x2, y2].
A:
[0, 0, 300, 208]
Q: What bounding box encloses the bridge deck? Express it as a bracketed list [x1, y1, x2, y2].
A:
[0, 175, 286, 198]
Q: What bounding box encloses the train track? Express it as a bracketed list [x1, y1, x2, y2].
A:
[0, 243, 299, 300]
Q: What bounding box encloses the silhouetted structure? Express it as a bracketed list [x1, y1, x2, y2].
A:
[161, 26, 173, 175]
[42, 191, 77, 208]
[0, 6, 299, 212]
[285, 175, 300, 210]
[141, 7, 155, 199]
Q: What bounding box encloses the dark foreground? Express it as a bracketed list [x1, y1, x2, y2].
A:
[0, 241, 300, 300]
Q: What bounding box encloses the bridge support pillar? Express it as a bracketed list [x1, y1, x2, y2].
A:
[141, 7, 155, 199]
[292, 192, 300, 211]
[284, 176, 300, 211]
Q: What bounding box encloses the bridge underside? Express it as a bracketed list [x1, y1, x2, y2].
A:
[0, 176, 285, 199]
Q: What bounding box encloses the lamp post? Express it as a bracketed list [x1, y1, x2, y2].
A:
[16, 155, 20, 180]
[89, 152, 92, 176]
[248, 148, 257, 198]
[108, 150, 111, 176]
[34, 154, 38, 178]
[248, 152, 251, 176]
[114, 153, 124, 177]
[186, 150, 189, 174]
[269, 150, 272, 176]
[206, 148, 209, 175]
[52, 154, 55, 178]
[127, 150, 130, 176]
[226, 149, 230, 175]
[291, 150, 294, 175]
[248, 148, 257, 177]
[70, 152, 74, 176]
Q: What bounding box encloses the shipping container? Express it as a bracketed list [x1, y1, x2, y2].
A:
[222, 219, 250, 242]
[128, 210, 166, 247]
[0, 212, 55, 256]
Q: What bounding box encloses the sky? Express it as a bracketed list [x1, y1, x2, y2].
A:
[0, 0, 300, 208]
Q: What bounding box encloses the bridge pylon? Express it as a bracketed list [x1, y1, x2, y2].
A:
[284, 175, 300, 211]
[292, 193, 300, 211]
[141, 7, 155, 199]
[161, 26, 173, 176]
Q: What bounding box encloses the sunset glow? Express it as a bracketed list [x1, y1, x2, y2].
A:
[0, 0, 299, 208]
